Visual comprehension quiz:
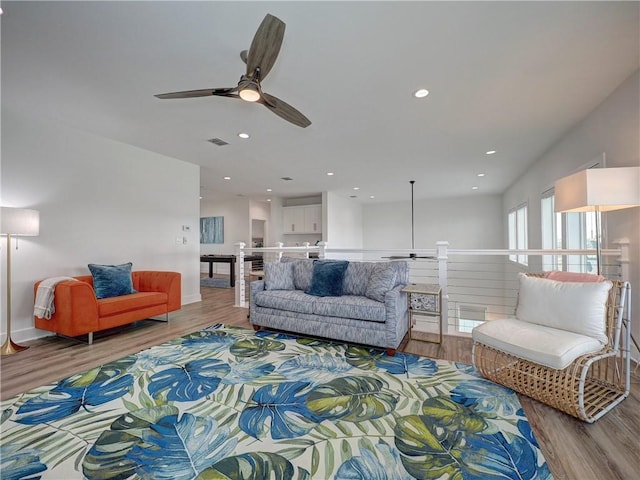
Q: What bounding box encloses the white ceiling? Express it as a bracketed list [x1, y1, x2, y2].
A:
[2, 1, 638, 204]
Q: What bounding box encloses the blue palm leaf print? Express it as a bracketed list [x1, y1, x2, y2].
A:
[127, 413, 237, 480]
[179, 330, 236, 350]
[15, 374, 133, 425]
[463, 431, 544, 480]
[335, 442, 413, 480]
[450, 379, 520, 415]
[277, 353, 353, 383]
[0, 445, 47, 480]
[374, 352, 438, 376]
[221, 359, 275, 384]
[239, 381, 321, 439]
[148, 358, 230, 402]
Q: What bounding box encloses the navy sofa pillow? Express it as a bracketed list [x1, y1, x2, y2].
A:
[88, 262, 137, 299]
[305, 260, 349, 297]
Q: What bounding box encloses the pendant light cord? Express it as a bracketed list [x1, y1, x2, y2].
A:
[410, 180, 415, 250]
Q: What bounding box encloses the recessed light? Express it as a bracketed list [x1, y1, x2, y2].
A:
[369, 195, 375, 199]
[327, 172, 334, 176]
[238, 132, 250, 139]
[472, 186, 479, 190]
[199, 196, 203, 200]
[414, 89, 429, 98]
[267, 198, 272, 202]
[266, 188, 272, 192]
[486, 150, 496, 155]
[477, 173, 486, 177]
[223, 176, 231, 180]
[353, 187, 360, 191]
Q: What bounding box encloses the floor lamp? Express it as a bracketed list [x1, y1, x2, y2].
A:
[554, 166, 640, 356]
[1, 207, 40, 355]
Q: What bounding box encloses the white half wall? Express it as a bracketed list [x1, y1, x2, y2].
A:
[503, 69, 640, 356]
[1, 110, 202, 343]
[364, 194, 504, 250]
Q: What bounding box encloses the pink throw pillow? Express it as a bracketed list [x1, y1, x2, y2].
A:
[544, 271, 607, 283]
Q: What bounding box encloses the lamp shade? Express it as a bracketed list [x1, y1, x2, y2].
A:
[554, 167, 640, 212]
[0, 207, 40, 236]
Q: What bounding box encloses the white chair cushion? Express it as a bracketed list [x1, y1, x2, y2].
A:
[472, 318, 604, 370]
[516, 274, 612, 344]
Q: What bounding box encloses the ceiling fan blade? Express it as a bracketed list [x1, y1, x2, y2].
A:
[246, 14, 285, 80]
[383, 254, 436, 260]
[240, 50, 248, 64]
[260, 93, 311, 128]
[155, 87, 236, 99]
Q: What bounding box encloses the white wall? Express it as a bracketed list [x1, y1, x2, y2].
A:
[1, 111, 201, 343]
[324, 191, 364, 250]
[364, 194, 504, 250]
[199, 197, 251, 274]
[503, 69, 640, 354]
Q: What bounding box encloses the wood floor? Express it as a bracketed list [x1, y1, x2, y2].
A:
[2, 281, 639, 479]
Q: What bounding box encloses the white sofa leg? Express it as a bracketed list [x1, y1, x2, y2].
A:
[87, 332, 93, 345]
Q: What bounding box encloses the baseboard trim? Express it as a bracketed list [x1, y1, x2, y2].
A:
[182, 293, 201, 305]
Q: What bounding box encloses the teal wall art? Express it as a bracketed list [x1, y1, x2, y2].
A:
[200, 216, 224, 243]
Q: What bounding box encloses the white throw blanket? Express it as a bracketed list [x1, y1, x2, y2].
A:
[34, 276, 78, 320]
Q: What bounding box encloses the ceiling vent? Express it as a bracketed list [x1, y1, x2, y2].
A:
[281, 177, 294, 181]
[208, 138, 229, 146]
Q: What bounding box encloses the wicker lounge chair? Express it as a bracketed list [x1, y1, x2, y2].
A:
[472, 272, 631, 423]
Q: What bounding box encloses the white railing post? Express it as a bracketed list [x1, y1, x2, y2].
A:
[276, 242, 284, 262]
[612, 237, 630, 281]
[303, 241, 310, 258]
[318, 241, 327, 259]
[235, 242, 246, 307]
[437, 241, 449, 335]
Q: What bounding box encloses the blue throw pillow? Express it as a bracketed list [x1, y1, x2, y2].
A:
[305, 260, 349, 297]
[88, 262, 137, 299]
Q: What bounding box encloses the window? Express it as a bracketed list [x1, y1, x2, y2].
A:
[541, 192, 597, 273]
[542, 154, 604, 273]
[541, 190, 561, 270]
[508, 203, 528, 265]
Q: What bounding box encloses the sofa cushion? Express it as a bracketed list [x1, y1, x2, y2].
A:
[516, 274, 611, 344]
[98, 292, 167, 317]
[281, 257, 314, 291]
[343, 262, 376, 296]
[254, 290, 315, 315]
[472, 317, 604, 370]
[312, 295, 386, 322]
[264, 262, 295, 291]
[389, 260, 409, 286]
[306, 260, 349, 297]
[365, 263, 397, 302]
[88, 262, 137, 299]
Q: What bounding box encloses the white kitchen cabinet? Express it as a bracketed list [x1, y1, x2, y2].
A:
[283, 205, 322, 234]
[304, 205, 322, 233]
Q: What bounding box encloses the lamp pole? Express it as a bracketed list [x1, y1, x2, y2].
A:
[1, 234, 28, 355]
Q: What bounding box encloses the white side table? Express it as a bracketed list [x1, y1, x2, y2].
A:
[402, 283, 443, 344]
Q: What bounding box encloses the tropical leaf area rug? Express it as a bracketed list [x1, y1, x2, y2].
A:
[200, 277, 232, 288]
[1, 325, 552, 480]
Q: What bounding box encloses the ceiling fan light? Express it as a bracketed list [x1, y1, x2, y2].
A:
[239, 83, 260, 102]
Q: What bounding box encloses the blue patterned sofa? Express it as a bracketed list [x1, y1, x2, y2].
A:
[249, 258, 409, 354]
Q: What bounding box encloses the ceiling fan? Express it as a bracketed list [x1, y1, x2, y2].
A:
[154, 14, 311, 128]
[386, 180, 436, 260]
